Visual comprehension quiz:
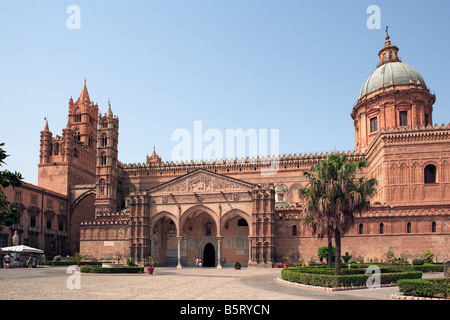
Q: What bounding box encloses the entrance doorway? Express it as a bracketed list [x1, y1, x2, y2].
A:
[203, 243, 215, 267]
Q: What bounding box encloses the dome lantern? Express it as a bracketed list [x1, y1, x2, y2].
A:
[377, 26, 400, 67]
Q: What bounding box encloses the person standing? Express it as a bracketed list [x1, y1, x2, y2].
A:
[4, 253, 10, 268]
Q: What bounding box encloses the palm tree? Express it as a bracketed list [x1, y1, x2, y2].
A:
[301, 153, 377, 275]
[300, 169, 334, 268]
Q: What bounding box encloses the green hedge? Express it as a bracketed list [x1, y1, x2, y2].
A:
[397, 278, 450, 299]
[406, 264, 443, 273]
[80, 266, 144, 273]
[38, 261, 109, 266]
[281, 267, 422, 288]
[288, 266, 409, 275]
[298, 263, 443, 273]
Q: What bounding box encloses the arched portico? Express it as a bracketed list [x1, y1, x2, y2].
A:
[178, 205, 222, 268]
[145, 168, 256, 268]
[147, 205, 252, 268]
[149, 211, 181, 267]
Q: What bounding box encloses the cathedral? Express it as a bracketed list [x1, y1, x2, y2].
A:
[3, 34, 449, 267]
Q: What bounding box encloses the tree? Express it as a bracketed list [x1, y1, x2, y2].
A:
[318, 246, 336, 264]
[0, 142, 23, 226]
[300, 153, 377, 275]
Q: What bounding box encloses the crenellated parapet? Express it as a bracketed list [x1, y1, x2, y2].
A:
[361, 207, 450, 218]
[366, 122, 450, 154]
[118, 150, 366, 177]
[81, 211, 129, 226]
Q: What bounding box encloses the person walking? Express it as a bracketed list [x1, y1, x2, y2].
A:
[27, 255, 33, 268]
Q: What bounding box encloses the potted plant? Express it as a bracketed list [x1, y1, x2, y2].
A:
[282, 257, 289, 268]
[233, 260, 241, 270]
[146, 256, 158, 274]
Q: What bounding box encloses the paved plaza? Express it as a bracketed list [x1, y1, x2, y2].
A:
[0, 266, 407, 300]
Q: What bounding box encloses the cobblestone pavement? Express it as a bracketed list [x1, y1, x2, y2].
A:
[0, 266, 414, 300]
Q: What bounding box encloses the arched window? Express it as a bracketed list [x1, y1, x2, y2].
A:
[424, 164, 437, 184]
[204, 221, 212, 236]
[275, 185, 287, 202]
[99, 178, 106, 196]
[407, 222, 412, 234]
[359, 223, 364, 235]
[389, 51, 393, 60]
[292, 225, 297, 236]
[73, 108, 81, 122]
[237, 218, 248, 227]
[100, 153, 107, 166]
[101, 134, 108, 147]
[431, 221, 437, 233]
[379, 223, 384, 234]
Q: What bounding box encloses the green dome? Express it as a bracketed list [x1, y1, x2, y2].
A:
[359, 62, 427, 99]
[275, 185, 287, 193]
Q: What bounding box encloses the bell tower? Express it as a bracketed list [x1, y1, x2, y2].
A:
[38, 80, 99, 195]
[68, 79, 99, 152]
[94, 102, 120, 214]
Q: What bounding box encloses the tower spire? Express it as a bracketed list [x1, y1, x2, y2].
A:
[79, 78, 90, 103]
[43, 117, 49, 131]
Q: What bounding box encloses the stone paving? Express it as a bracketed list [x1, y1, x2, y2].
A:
[0, 266, 414, 300]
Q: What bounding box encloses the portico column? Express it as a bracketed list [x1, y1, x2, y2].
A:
[177, 236, 182, 269]
[248, 238, 252, 263]
[216, 237, 223, 268]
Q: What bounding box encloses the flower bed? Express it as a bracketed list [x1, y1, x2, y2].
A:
[281, 267, 422, 289]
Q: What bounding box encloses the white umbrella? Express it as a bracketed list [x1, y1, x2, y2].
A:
[1, 245, 44, 254]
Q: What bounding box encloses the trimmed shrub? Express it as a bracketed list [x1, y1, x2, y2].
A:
[412, 259, 424, 266]
[397, 278, 450, 298]
[80, 266, 144, 273]
[411, 264, 443, 273]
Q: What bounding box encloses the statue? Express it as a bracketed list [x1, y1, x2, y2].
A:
[12, 231, 19, 246]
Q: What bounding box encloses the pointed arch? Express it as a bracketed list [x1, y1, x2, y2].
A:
[289, 183, 303, 202]
[150, 211, 179, 236]
[180, 205, 219, 237]
[221, 209, 252, 236]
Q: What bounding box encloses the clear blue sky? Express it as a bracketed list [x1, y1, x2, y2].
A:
[1, 0, 449, 185]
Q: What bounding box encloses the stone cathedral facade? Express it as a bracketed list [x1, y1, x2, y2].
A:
[13, 35, 449, 267]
